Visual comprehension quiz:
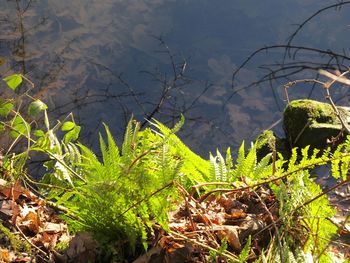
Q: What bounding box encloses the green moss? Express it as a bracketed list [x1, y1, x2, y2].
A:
[0, 221, 31, 252]
[283, 100, 343, 148]
[255, 130, 275, 149]
[284, 100, 336, 130]
[255, 130, 276, 160]
[255, 130, 289, 161]
[54, 239, 70, 251]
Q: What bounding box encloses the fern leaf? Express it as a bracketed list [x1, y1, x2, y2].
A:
[225, 147, 233, 171]
[150, 118, 210, 184]
[237, 141, 245, 169]
[331, 158, 341, 180]
[287, 147, 298, 172]
[151, 114, 185, 135]
[209, 153, 218, 181]
[103, 123, 119, 157]
[238, 235, 251, 262]
[244, 146, 257, 177]
[253, 153, 272, 180]
[99, 132, 108, 163]
[216, 149, 227, 182]
[170, 114, 185, 134]
[340, 155, 350, 181]
[232, 142, 256, 182]
[122, 119, 135, 157]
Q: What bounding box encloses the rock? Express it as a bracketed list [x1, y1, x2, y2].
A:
[283, 99, 350, 149]
[55, 232, 100, 263]
[255, 130, 288, 161]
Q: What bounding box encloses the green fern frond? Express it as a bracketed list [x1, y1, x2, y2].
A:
[231, 142, 257, 182]
[171, 114, 185, 134]
[238, 235, 251, 262]
[209, 150, 228, 182]
[331, 157, 341, 180]
[217, 149, 228, 182]
[209, 153, 218, 181]
[122, 118, 136, 158]
[236, 142, 246, 169]
[150, 117, 210, 185]
[98, 124, 121, 175]
[225, 147, 233, 171]
[151, 114, 185, 135]
[330, 136, 350, 180]
[287, 147, 298, 173]
[252, 153, 272, 180]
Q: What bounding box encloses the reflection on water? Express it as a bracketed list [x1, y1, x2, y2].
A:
[1, 0, 350, 156]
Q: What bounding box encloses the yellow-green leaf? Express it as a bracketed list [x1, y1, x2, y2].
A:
[61, 121, 75, 131]
[34, 129, 45, 137]
[63, 125, 81, 143]
[9, 116, 29, 138]
[0, 100, 13, 117]
[3, 74, 22, 90]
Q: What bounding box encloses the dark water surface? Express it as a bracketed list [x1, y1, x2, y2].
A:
[1, 0, 350, 156]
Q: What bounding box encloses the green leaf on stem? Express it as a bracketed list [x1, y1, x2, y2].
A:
[28, 99, 48, 116]
[61, 121, 75, 131]
[34, 129, 45, 137]
[9, 116, 29, 138]
[0, 100, 14, 117]
[63, 125, 81, 143]
[3, 74, 22, 90]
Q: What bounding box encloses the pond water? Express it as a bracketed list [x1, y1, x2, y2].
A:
[1, 0, 350, 157]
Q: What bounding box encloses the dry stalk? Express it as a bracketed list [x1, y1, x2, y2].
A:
[169, 230, 239, 262]
[254, 174, 350, 242]
[175, 182, 220, 248]
[283, 79, 324, 104]
[176, 182, 197, 231]
[252, 189, 284, 262]
[15, 223, 49, 261]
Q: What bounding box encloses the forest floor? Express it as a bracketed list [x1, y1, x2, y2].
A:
[0, 177, 348, 263]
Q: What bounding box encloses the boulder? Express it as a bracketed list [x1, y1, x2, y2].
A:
[283, 99, 350, 149]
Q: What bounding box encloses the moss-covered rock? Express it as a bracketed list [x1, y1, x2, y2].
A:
[255, 130, 289, 161]
[283, 99, 349, 149]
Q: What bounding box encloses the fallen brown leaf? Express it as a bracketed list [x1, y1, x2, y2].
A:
[20, 210, 40, 234]
[216, 225, 241, 251]
[0, 248, 14, 262]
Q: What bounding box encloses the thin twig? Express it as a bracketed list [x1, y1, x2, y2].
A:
[254, 175, 350, 240]
[253, 189, 284, 262]
[15, 223, 49, 261]
[283, 79, 325, 104]
[286, 2, 350, 48]
[318, 69, 350, 134]
[176, 182, 197, 231]
[169, 230, 239, 262]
